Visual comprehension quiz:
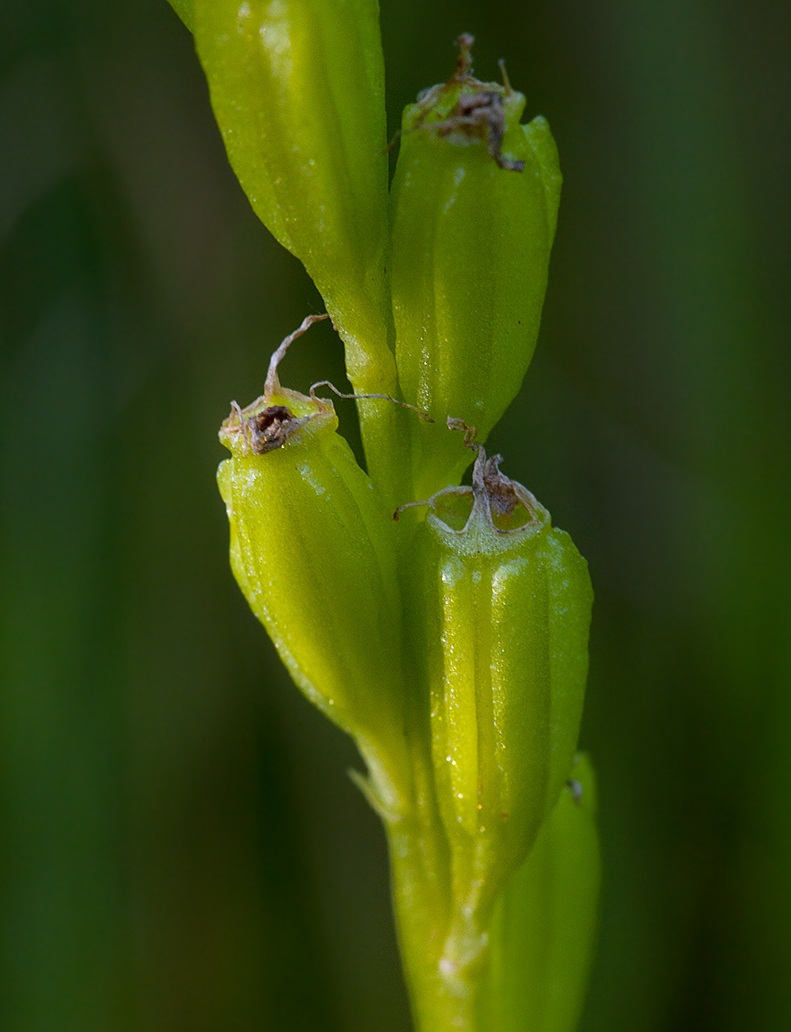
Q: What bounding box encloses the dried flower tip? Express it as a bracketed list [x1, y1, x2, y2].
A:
[264, 313, 331, 397]
[446, 417, 479, 449]
[454, 33, 475, 80]
[394, 446, 546, 535]
[220, 315, 334, 456]
[226, 401, 315, 456]
[410, 35, 524, 171]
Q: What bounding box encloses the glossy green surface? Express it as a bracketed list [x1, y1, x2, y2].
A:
[423, 520, 591, 883]
[399, 467, 592, 952]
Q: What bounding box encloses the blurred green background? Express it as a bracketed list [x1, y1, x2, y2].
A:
[2, 0, 790, 1029]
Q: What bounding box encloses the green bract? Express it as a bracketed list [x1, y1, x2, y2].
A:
[401, 444, 592, 963]
[478, 755, 600, 1032]
[216, 320, 408, 815]
[193, 0, 394, 392]
[390, 38, 561, 498]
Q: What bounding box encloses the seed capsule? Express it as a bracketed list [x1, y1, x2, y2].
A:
[193, 0, 394, 390]
[402, 443, 592, 926]
[217, 318, 408, 813]
[390, 35, 562, 498]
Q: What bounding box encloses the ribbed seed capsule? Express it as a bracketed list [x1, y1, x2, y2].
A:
[192, 0, 393, 391]
[217, 319, 407, 813]
[403, 444, 592, 931]
[390, 36, 561, 498]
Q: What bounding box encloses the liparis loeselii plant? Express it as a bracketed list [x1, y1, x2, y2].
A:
[166, 4, 599, 1030]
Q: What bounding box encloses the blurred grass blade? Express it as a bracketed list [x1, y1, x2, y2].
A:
[477, 755, 600, 1032]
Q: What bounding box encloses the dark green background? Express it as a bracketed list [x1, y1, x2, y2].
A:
[2, 0, 790, 1029]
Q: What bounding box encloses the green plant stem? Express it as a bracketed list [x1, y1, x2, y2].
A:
[386, 815, 482, 1032]
[382, 730, 490, 1032]
[354, 395, 415, 512]
[381, 528, 482, 1031]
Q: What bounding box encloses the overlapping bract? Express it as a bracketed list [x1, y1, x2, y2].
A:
[478, 756, 600, 1032]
